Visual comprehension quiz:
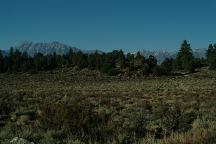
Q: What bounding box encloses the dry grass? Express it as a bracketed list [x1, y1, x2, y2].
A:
[0, 68, 216, 143]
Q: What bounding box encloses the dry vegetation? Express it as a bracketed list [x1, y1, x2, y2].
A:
[0, 67, 216, 143]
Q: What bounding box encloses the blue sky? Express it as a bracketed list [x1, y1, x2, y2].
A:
[0, 0, 216, 52]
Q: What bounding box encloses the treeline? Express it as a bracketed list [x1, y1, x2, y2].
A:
[0, 40, 213, 76]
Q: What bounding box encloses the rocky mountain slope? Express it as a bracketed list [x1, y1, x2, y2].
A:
[15, 41, 80, 56]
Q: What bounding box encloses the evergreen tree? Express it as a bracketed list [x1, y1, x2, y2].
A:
[88, 54, 96, 70]
[34, 53, 45, 71]
[0, 50, 3, 72]
[101, 52, 117, 75]
[136, 52, 145, 66]
[8, 47, 14, 73]
[207, 44, 216, 69]
[161, 58, 174, 72]
[76, 52, 88, 69]
[175, 40, 194, 72]
[20, 52, 32, 72]
[118, 50, 126, 68]
[142, 63, 150, 76]
[146, 55, 157, 71]
[94, 51, 103, 70]
[66, 49, 74, 66]
[13, 49, 22, 72]
[126, 53, 135, 62]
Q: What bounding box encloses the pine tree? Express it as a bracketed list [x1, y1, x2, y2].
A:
[20, 52, 32, 72]
[95, 51, 103, 70]
[13, 49, 22, 72]
[118, 50, 125, 68]
[0, 50, 3, 72]
[88, 54, 96, 70]
[175, 40, 194, 72]
[136, 52, 145, 66]
[34, 53, 45, 71]
[207, 44, 216, 69]
[8, 47, 14, 73]
[161, 58, 174, 72]
[76, 52, 88, 69]
[126, 53, 135, 62]
[67, 49, 74, 66]
[146, 55, 157, 71]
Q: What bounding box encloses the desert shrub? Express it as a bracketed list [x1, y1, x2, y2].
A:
[203, 128, 216, 144]
[153, 101, 197, 136]
[0, 95, 14, 116]
[133, 113, 147, 138]
[38, 100, 113, 143]
[37, 103, 67, 130]
[0, 123, 17, 141]
[117, 134, 136, 144]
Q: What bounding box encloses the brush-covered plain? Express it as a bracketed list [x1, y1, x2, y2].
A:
[0, 68, 216, 144]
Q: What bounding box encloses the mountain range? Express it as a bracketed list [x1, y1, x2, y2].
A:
[2, 41, 208, 64]
[15, 41, 80, 56]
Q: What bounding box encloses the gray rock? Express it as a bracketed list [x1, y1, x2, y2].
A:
[10, 137, 34, 144]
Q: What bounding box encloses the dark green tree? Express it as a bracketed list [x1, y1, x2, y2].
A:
[76, 52, 88, 69]
[142, 63, 150, 76]
[8, 47, 15, 73]
[126, 53, 135, 62]
[88, 54, 97, 70]
[34, 53, 46, 71]
[193, 58, 207, 69]
[94, 52, 104, 70]
[13, 49, 22, 72]
[207, 44, 216, 70]
[0, 50, 3, 72]
[20, 52, 33, 72]
[117, 50, 126, 68]
[66, 49, 75, 66]
[136, 52, 145, 66]
[161, 58, 174, 72]
[175, 40, 194, 72]
[146, 55, 157, 71]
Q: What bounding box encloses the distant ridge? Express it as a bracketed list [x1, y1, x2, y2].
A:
[15, 41, 104, 56]
[15, 41, 80, 56]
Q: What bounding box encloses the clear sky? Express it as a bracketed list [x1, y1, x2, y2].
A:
[0, 0, 216, 52]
